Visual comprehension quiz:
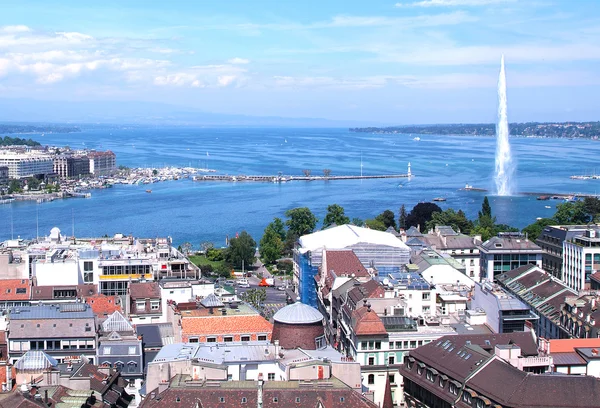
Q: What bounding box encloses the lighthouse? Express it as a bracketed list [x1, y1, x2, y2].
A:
[408, 162, 412, 178]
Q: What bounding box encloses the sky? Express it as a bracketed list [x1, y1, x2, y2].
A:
[0, 0, 599, 124]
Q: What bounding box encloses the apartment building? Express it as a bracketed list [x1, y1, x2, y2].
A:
[562, 227, 600, 292]
[536, 225, 589, 279]
[0, 152, 54, 179]
[0, 166, 8, 185]
[88, 150, 116, 175]
[53, 154, 90, 178]
[479, 232, 543, 281]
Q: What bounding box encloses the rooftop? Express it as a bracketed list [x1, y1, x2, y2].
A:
[273, 302, 323, 325]
[181, 314, 273, 338]
[480, 234, 543, 252]
[298, 224, 409, 253]
[0, 279, 30, 300]
[9, 303, 94, 320]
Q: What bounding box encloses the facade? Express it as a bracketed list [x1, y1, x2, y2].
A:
[0, 166, 8, 186]
[88, 151, 116, 175]
[128, 281, 163, 324]
[479, 232, 543, 281]
[272, 302, 327, 350]
[562, 227, 600, 291]
[402, 333, 594, 408]
[497, 265, 576, 339]
[423, 226, 483, 281]
[536, 225, 589, 279]
[294, 224, 410, 307]
[542, 338, 600, 376]
[0, 279, 31, 312]
[53, 154, 90, 178]
[560, 294, 600, 339]
[97, 311, 144, 378]
[7, 303, 97, 364]
[0, 153, 54, 179]
[471, 280, 539, 333]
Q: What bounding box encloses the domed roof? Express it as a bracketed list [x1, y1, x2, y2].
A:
[273, 302, 323, 324]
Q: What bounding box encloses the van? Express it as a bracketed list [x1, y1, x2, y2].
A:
[237, 278, 250, 288]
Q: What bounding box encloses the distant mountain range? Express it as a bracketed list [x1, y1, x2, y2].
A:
[0, 98, 376, 128]
[350, 122, 600, 139]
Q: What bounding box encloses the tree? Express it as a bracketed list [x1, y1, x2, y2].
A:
[405, 202, 442, 232]
[323, 169, 331, 177]
[7, 179, 22, 194]
[240, 288, 267, 310]
[285, 207, 318, 236]
[323, 204, 350, 228]
[398, 205, 407, 230]
[225, 231, 256, 269]
[426, 209, 473, 234]
[26, 177, 41, 190]
[554, 201, 588, 224]
[522, 218, 555, 241]
[267, 218, 286, 241]
[364, 218, 386, 231]
[583, 197, 600, 223]
[259, 227, 284, 265]
[181, 242, 193, 255]
[199, 241, 214, 253]
[376, 209, 397, 230]
[479, 196, 492, 219]
[351, 217, 364, 227]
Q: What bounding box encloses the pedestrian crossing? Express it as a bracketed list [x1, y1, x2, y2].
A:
[264, 303, 285, 308]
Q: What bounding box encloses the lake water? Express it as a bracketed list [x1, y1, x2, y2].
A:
[1, 127, 599, 246]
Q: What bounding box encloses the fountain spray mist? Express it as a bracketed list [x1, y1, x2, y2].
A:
[494, 55, 514, 196]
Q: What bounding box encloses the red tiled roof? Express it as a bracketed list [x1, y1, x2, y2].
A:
[0, 279, 30, 300]
[549, 338, 600, 353]
[181, 315, 273, 337]
[591, 272, 600, 283]
[352, 306, 387, 336]
[324, 250, 369, 278]
[85, 294, 122, 317]
[130, 282, 160, 299]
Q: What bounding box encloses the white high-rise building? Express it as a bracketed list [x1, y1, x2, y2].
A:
[0, 152, 54, 179]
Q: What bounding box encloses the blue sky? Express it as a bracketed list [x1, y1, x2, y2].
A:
[0, 0, 599, 124]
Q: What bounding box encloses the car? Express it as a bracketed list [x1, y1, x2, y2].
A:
[277, 285, 286, 291]
[237, 278, 250, 288]
[225, 280, 235, 286]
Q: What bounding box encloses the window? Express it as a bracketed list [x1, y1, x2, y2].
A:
[47, 340, 60, 350]
[477, 400, 485, 408]
[315, 335, 326, 349]
[136, 300, 145, 311]
[103, 346, 111, 355]
[361, 341, 368, 350]
[267, 373, 275, 380]
[175, 397, 180, 402]
[439, 377, 445, 388]
[417, 366, 423, 375]
[128, 362, 137, 373]
[367, 374, 375, 385]
[375, 341, 381, 350]
[426, 370, 434, 382]
[368, 357, 375, 365]
[368, 341, 374, 350]
[84, 261, 94, 271]
[241, 397, 247, 403]
[340, 397, 345, 402]
[296, 398, 300, 403]
[422, 292, 430, 300]
[150, 301, 160, 310]
[84, 272, 93, 283]
[16, 288, 26, 294]
[30, 341, 44, 350]
[206, 337, 216, 343]
[462, 393, 472, 404]
[258, 335, 267, 341]
[395, 341, 402, 349]
[219, 397, 225, 403]
[273, 397, 278, 403]
[410, 341, 417, 348]
[388, 356, 395, 365]
[449, 383, 458, 395]
[128, 346, 137, 355]
[224, 336, 233, 342]
[241, 335, 251, 342]
[417, 340, 423, 347]
[422, 306, 430, 314]
[388, 374, 395, 384]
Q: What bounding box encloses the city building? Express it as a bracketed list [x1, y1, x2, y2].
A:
[560, 294, 600, 339]
[402, 333, 594, 408]
[7, 303, 97, 364]
[479, 232, 543, 281]
[0, 279, 30, 312]
[53, 154, 90, 179]
[294, 224, 410, 307]
[497, 265, 576, 339]
[412, 249, 472, 287]
[141, 375, 377, 408]
[536, 225, 590, 279]
[422, 226, 483, 281]
[0, 152, 54, 179]
[128, 281, 163, 324]
[30, 283, 97, 304]
[470, 280, 539, 333]
[97, 311, 144, 378]
[88, 151, 116, 175]
[0, 166, 8, 186]
[562, 227, 600, 291]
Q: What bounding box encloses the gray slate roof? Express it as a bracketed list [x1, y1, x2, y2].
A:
[9, 303, 94, 320]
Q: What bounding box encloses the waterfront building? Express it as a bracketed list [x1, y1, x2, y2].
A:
[97, 311, 144, 378]
[470, 280, 539, 333]
[88, 150, 116, 175]
[0, 152, 53, 179]
[0, 166, 8, 186]
[53, 154, 90, 178]
[479, 232, 543, 281]
[7, 303, 97, 364]
[402, 333, 594, 408]
[497, 265, 576, 339]
[536, 225, 590, 279]
[422, 226, 483, 281]
[562, 227, 600, 292]
[294, 224, 410, 308]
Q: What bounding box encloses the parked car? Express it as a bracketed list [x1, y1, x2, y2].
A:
[277, 285, 287, 291]
[225, 279, 235, 286]
[237, 278, 250, 288]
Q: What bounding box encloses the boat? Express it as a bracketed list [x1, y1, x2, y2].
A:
[433, 197, 446, 202]
[146, 189, 152, 193]
[537, 196, 550, 201]
[545, 205, 551, 209]
[413, 136, 421, 141]
[460, 184, 488, 192]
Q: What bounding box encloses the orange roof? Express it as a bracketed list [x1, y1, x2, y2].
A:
[182, 315, 273, 337]
[85, 294, 122, 317]
[352, 306, 387, 336]
[0, 279, 30, 300]
[549, 338, 600, 353]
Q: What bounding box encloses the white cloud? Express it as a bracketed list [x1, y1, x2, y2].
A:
[228, 57, 250, 64]
[395, 0, 514, 7]
[217, 75, 236, 87]
[1, 25, 31, 33]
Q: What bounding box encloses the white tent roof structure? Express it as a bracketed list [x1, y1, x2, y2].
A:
[298, 224, 409, 253]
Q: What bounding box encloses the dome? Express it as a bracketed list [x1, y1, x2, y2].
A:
[273, 301, 323, 325]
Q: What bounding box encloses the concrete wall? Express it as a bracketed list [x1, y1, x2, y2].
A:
[33, 261, 79, 286]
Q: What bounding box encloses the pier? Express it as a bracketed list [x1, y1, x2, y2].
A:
[193, 173, 413, 183]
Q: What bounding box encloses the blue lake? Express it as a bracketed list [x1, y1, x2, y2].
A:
[1, 127, 598, 246]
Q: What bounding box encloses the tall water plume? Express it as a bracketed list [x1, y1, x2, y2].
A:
[494, 55, 514, 196]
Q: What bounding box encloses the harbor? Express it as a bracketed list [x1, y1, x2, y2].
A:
[192, 173, 413, 183]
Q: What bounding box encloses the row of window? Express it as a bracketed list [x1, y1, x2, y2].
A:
[188, 335, 268, 343]
[179, 396, 346, 404]
[136, 300, 160, 311]
[362, 339, 430, 351]
[101, 361, 139, 373]
[11, 339, 95, 351]
[366, 373, 395, 385]
[102, 264, 152, 275]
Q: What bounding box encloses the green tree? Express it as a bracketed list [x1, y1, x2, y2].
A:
[7, 179, 22, 194]
[554, 201, 588, 224]
[522, 218, 555, 241]
[225, 231, 256, 269]
[398, 205, 407, 230]
[240, 288, 267, 310]
[259, 227, 284, 265]
[351, 217, 364, 227]
[267, 217, 287, 241]
[426, 209, 474, 234]
[583, 197, 600, 223]
[376, 209, 397, 230]
[405, 202, 443, 232]
[285, 207, 318, 236]
[323, 204, 350, 228]
[364, 218, 386, 231]
[26, 177, 41, 190]
[479, 196, 492, 219]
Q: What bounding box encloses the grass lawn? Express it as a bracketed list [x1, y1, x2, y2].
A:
[188, 255, 224, 269]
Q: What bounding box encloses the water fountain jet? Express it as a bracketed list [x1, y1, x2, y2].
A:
[494, 55, 515, 196]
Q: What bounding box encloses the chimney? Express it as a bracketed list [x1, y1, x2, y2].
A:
[44, 390, 48, 404]
[367, 302, 371, 312]
[593, 349, 598, 356]
[221, 308, 227, 316]
[363, 299, 367, 307]
[592, 298, 597, 310]
[274, 340, 280, 359]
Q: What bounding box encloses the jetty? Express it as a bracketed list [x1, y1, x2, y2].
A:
[193, 173, 413, 183]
